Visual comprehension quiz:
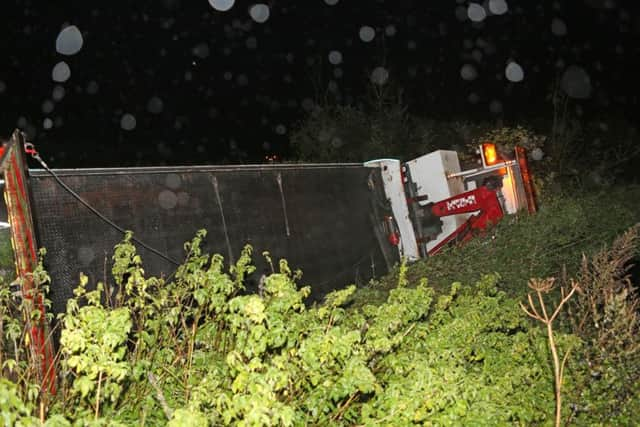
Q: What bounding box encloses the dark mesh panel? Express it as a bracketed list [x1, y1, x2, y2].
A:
[27, 165, 393, 314]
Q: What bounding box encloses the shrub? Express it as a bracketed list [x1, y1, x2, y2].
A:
[1, 232, 579, 425]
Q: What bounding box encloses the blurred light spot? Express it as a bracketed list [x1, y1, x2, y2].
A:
[460, 64, 478, 81]
[209, 0, 235, 12]
[331, 137, 344, 148]
[333, 68, 343, 78]
[246, 36, 257, 49]
[43, 118, 53, 130]
[275, 124, 286, 135]
[370, 67, 389, 85]
[472, 49, 483, 62]
[561, 66, 592, 99]
[0, 80, 5, 94]
[488, 0, 508, 15]
[467, 4, 487, 22]
[42, 99, 55, 114]
[192, 43, 210, 58]
[120, 113, 137, 131]
[224, 72, 233, 80]
[468, 92, 480, 104]
[551, 18, 567, 36]
[158, 190, 178, 209]
[328, 50, 343, 65]
[147, 96, 164, 114]
[489, 100, 503, 113]
[77, 246, 95, 266]
[52, 85, 65, 101]
[530, 147, 544, 161]
[359, 26, 375, 42]
[407, 40, 417, 50]
[86, 80, 99, 94]
[56, 25, 83, 56]
[165, 173, 181, 189]
[236, 74, 249, 86]
[249, 4, 270, 23]
[324, 0, 339, 5]
[385, 25, 396, 36]
[505, 61, 524, 82]
[52, 61, 71, 83]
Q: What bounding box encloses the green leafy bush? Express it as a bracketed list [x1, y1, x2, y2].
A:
[2, 231, 584, 425]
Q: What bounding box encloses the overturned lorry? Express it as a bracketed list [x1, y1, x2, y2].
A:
[1, 129, 535, 390]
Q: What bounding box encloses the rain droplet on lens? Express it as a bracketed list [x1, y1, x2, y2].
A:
[192, 42, 210, 59]
[42, 99, 55, 114]
[489, 99, 503, 113]
[249, 4, 270, 23]
[460, 64, 478, 81]
[147, 96, 164, 114]
[467, 4, 487, 22]
[208, 0, 235, 12]
[86, 80, 99, 94]
[359, 26, 376, 42]
[52, 85, 65, 101]
[56, 25, 83, 56]
[120, 113, 137, 131]
[488, 0, 509, 15]
[370, 67, 389, 85]
[505, 61, 524, 82]
[551, 18, 567, 36]
[561, 65, 592, 99]
[328, 50, 343, 65]
[52, 61, 71, 83]
[158, 190, 178, 209]
[165, 173, 181, 189]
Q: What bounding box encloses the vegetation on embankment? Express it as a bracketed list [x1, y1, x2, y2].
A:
[1, 209, 639, 425]
[355, 185, 640, 306]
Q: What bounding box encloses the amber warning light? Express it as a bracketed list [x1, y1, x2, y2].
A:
[481, 142, 499, 167]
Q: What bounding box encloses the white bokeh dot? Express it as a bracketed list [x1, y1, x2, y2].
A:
[488, 0, 508, 15]
[56, 25, 83, 56]
[52, 61, 71, 83]
[460, 64, 478, 81]
[551, 18, 567, 36]
[561, 66, 592, 99]
[52, 85, 65, 101]
[158, 190, 178, 209]
[359, 26, 376, 42]
[120, 113, 137, 131]
[370, 67, 389, 85]
[147, 96, 164, 114]
[505, 62, 524, 82]
[328, 50, 343, 65]
[467, 4, 487, 22]
[208, 0, 235, 12]
[249, 4, 270, 23]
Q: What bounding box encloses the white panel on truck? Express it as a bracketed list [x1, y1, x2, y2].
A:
[404, 150, 467, 253]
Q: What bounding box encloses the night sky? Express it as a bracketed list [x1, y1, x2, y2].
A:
[1, 0, 638, 167]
